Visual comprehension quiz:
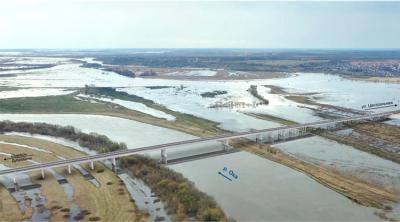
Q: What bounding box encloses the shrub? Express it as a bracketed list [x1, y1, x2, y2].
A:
[120, 155, 227, 221]
[0, 121, 126, 153]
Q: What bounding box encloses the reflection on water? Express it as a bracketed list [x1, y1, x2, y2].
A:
[0, 165, 50, 221]
[0, 114, 195, 149]
[267, 73, 400, 112]
[119, 174, 171, 222]
[385, 118, 400, 126]
[273, 136, 400, 188]
[0, 114, 389, 221]
[46, 168, 82, 221]
[170, 152, 379, 221]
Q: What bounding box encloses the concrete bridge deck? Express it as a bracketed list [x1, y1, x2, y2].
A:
[0, 110, 398, 177]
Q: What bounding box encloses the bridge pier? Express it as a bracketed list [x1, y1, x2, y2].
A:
[221, 140, 231, 151]
[0, 111, 395, 179]
[280, 130, 287, 141]
[288, 129, 294, 138]
[267, 133, 272, 143]
[255, 134, 263, 144]
[161, 149, 167, 164]
[300, 127, 307, 136]
[41, 169, 45, 179]
[13, 177, 19, 192]
[111, 157, 117, 172]
[90, 161, 95, 170]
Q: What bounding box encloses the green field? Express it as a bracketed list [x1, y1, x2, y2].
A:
[0, 94, 115, 113]
[243, 112, 298, 125]
[0, 90, 224, 137]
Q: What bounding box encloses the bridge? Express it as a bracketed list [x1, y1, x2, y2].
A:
[0, 110, 398, 180]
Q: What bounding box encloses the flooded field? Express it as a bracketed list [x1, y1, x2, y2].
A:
[170, 151, 379, 221]
[0, 164, 50, 221]
[0, 113, 388, 221]
[266, 73, 400, 112]
[1, 57, 400, 220]
[273, 136, 400, 188]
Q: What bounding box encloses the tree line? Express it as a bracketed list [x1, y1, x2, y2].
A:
[0, 121, 126, 153]
[119, 156, 228, 221]
[0, 121, 228, 221]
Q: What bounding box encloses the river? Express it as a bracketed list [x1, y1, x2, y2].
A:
[0, 114, 384, 221]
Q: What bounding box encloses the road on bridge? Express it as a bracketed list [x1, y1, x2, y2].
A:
[0, 110, 398, 176]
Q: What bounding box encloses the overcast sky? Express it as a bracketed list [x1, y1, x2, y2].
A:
[1, 1, 399, 49]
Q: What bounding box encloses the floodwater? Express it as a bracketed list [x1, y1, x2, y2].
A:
[46, 168, 81, 222]
[266, 73, 400, 113]
[273, 133, 400, 218]
[170, 151, 379, 221]
[273, 136, 400, 188]
[2, 131, 171, 222]
[6, 132, 97, 155]
[0, 164, 50, 221]
[0, 114, 386, 221]
[1, 59, 400, 128]
[385, 114, 400, 126]
[0, 114, 195, 149]
[77, 94, 176, 121]
[29, 159, 82, 222]
[0, 114, 223, 160]
[1, 58, 400, 220]
[119, 173, 171, 222]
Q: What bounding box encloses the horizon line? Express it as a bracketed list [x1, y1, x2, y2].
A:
[1, 48, 400, 51]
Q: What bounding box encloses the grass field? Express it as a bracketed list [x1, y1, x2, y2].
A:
[0, 188, 26, 221]
[243, 112, 298, 125]
[231, 138, 399, 211]
[316, 130, 400, 165]
[2, 87, 399, 220]
[0, 91, 224, 137]
[347, 76, 400, 84]
[89, 87, 224, 135]
[0, 135, 145, 222]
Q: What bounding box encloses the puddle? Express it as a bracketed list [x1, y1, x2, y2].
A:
[0, 164, 50, 221]
[119, 173, 170, 222]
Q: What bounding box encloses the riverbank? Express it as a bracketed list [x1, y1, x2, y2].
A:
[346, 76, 400, 84]
[242, 112, 297, 125]
[0, 187, 25, 221]
[241, 107, 400, 219]
[311, 123, 400, 165]
[230, 138, 399, 210]
[0, 134, 146, 221]
[120, 156, 228, 221]
[263, 84, 365, 116]
[0, 122, 228, 221]
[0, 92, 224, 137]
[1, 89, 399, 219]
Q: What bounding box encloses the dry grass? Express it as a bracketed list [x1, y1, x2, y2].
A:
[0, 135, 146, 222]
[243, 112, 298, 125]
[31, 172, 71, 222]
[318, 129, 400, 164]
[92, 111, 223, 137]
[65, 163, 147, 222]
[0, 135, 83, 159]
[347, 76, 400, 84]
[230, 138, 400, 209]
[263, 84, 363, 115]
[0, 187, 28, 221]
[352, 122, 400, 145]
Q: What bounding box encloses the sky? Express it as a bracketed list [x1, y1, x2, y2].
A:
[0, 0, 399, 49]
